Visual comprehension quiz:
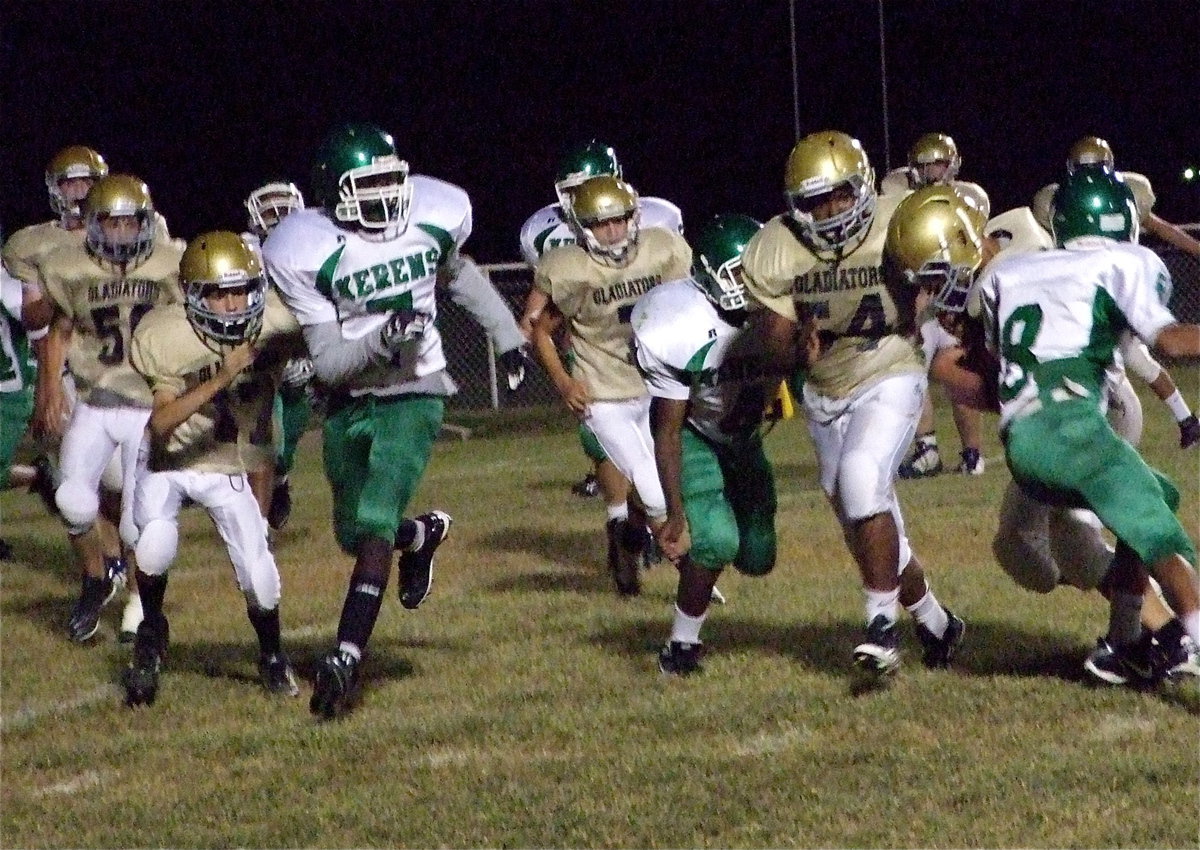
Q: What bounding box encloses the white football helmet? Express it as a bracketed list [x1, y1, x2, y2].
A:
[245, 181, 305, 237]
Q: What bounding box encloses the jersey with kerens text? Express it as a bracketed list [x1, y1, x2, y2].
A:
[633, 278, 757, 444]
[262, 174, 470, 397]
[130, 290, 301, 473]
[40, 242, 184, 406]
[519, 197, 683, 266]
[741, 191, 923, 399]
[975, 238, 1175, 429]
[535, 228, 692, 401]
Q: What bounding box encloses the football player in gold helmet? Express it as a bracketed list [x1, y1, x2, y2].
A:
[532, 173, 692, 597]
[125, 231, 303, 705]
[742, 130, 965, 680]
[34, 174, 184, 644]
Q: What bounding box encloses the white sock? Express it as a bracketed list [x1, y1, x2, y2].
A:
[905, 590, 949, 639]
[337, 642, 362, 662]
[670, 605, 706, 645]
[1164, 389, 1191, 422]
[865, 588, 900, 626]
[606, 503, 629, 522]
[1107, 593, 1144, 646]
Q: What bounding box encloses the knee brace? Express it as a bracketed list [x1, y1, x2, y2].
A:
[56, 479, 99, 535]
[135, 518, 178, 576]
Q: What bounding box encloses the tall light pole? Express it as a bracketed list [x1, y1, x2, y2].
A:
[789, 0, 800, 142]
[878, 0, 892, 172]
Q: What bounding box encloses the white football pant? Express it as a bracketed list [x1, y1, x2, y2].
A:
[584, 395, 667, 520]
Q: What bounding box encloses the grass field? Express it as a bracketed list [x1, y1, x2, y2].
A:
[2, 378, 1198, 849]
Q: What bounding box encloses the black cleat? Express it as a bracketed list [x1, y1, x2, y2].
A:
[658, 641, 703, 676]
[267, 476, 292, 531]
[605, 518, 641, 597]
[898, 441, 942, 479]
[1083, 634, 1158, 686]
[68, 574, 117, 642]
[399, 511, 452, 610]
[570, 472, 600, 498]
[853, 615, 901, 678]
[259, 652, 300, 696]
[1179, 414, 1200, 450]
[123, 616, 169, 707]
[310, 650, 359, 719]
[0, 538, 12, 561]
[29, 454, 62, 518]
[915, 609, 966, 669]
[1151, 619, 1200, 681]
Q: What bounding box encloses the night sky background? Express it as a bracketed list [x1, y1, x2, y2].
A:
[3, 0, 1197, 263]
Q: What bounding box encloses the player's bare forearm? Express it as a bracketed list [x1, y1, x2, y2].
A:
[650, 396, 689, 524]
[1153, 324, 1200, 360]
[149, 345, 255, 438]
[530, 305, 572, 396]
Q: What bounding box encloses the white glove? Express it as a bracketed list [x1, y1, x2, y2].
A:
[379, 309, 431, 354]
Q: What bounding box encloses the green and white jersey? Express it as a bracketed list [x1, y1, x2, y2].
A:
[975, 237, 1176, 430]
[0, 268, 34, 393]
[632, 278, 755, 445]
[519, 197, 683, 266]
[262, 175, 470, 397]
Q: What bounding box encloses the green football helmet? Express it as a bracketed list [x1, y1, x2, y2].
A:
[311, 123, 412, 231]
[885, 187, 983, 313]
[1050, 165, 1138, 246]
[554, 141, 622, 208]
[692, 214, 763, 312]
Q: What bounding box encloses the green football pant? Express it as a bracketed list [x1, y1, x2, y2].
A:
[322, 394, 444, 554]
[1, 388, 34, 481]
[275, 385, 312, 476]
[1005, 399, 1195, 567]
[578, 422, 608, 464]
[681, 426, 777, 575]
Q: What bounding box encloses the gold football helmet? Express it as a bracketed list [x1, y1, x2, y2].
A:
[1067, 136, 1115, 171]
[245, 181, 304, 237]
[885, 186, 983, 314]
[564, 175, 640, 266]
[181, 231, 267, 351]
[45, 145, 109, 220]
[84, 175, 156, 266]
[784, 131, 876, 260]
[915, 183, 990, 234]
[907, 133, 961, 186]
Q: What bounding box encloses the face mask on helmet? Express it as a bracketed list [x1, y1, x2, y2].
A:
[885, 189, 983, 314]
[181, 231, 267, 352]
[907, 133, 961, 188]
[554, 141, 622, 209]
[1050, 165, 1139, 247]
[246, 181, 305, 237]
[565, 176, 640, 266]
[785, 131, 877, 260]
[312, 123, 414, 233]
[692, 214, 763, 312]
[45, 145, 109, 222]
[84, 175, 156, 266]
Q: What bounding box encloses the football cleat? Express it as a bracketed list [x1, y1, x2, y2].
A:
[659, 641, 703, 676]
[570, 472, 600, 498]
[105, 556, 128, 592]
[267, 476, 292, 531]
[259, 652, 301, 697]
[1179, 414, 1200, 450]
[853, 615, 901, 678]
[0, 538, 12, 561]
[310, 650, 359, 719]
[399, 511, 452, 609]
[954, 448, 984, 476]
[915, 609, 966, 668]
[898, 440, 942, 479]
[123, 615, 169, 707]
[1083, 634, 1157, 686]
[68, 574, 117, 642]
[119, 592, 143, 644]
[1150, 620, 1200, 681]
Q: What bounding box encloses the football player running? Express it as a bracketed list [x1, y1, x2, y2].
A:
[263, 122, 496, 719]
[242, 180, 312, 530]
[126, 231, 304, 705]
[633, 215, 778, 675]
[971, 165, 1200, 685]
[740, 130, 965, 682]
[519, 141, 684, 506]
[34, 175, 184, 644]
[890, 184, 1199, 684]
[531, 174, 692, 597]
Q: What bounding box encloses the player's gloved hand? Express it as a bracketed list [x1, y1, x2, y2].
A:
[498, 346, 532, 392]
[379, 309, 431, 354]
[1179, 414, 1200, 449]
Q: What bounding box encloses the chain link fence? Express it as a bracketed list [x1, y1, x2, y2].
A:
[445, 231, 1200, 412]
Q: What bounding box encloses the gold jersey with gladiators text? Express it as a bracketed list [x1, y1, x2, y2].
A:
[130, 291, 301, 474]
[741, 192, 923, 399]
[535, 227, 692, 401]
[4, 214, 173, 286]
[40, 242, 184, 406]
